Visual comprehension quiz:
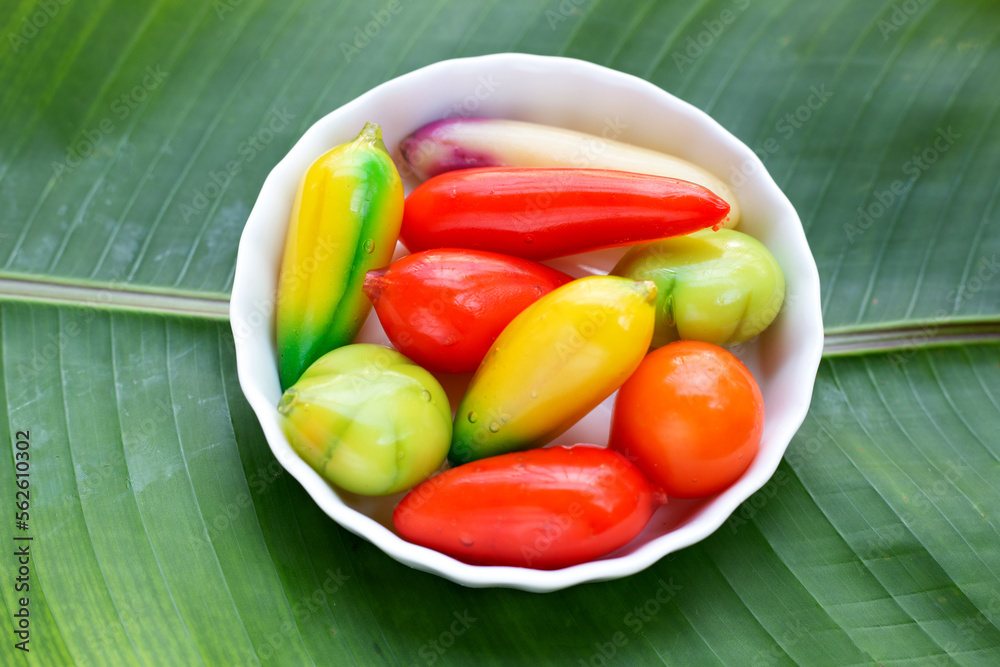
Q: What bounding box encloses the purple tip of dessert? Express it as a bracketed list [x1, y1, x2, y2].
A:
[399, 117, 501, 180]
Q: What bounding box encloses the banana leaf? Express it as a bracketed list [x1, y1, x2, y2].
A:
[1, 0, 998, 664]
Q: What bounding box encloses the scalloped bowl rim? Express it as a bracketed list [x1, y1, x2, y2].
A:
[230, 53, 824, 592]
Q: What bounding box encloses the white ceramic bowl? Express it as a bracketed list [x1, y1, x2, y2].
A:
[231, 53, 823, 592]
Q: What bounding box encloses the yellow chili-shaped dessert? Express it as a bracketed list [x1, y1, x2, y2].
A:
[449, 276, 657, 465]
[276, 122, 404, 389]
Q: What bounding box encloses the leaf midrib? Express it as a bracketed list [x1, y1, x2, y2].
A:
[0, 274, 229, 320]
[2, 273, 999, 355]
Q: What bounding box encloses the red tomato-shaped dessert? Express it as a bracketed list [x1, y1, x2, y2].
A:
[362, 248, 571, 374]
[609, 340, 764, 498]
[393, 445, 665, 569]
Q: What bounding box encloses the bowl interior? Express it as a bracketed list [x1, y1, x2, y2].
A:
[230, 54, 824, 592]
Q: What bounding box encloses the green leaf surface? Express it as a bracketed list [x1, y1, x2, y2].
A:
[2, 0, 999, 664]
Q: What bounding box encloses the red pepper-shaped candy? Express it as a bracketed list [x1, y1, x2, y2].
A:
[399, 167, 731, 260]
[393, 445, 666, 570]
[362, 249, 572, 374]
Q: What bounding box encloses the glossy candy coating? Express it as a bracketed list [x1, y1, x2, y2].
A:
[609, 340, 764, 499]
[363, 248, 572, 374]
[612, 228, 785, 348]
[279, 344, 451, 496]
[393, 444, 666, 569]
[449, 276, 656, 465]
[399, 167, 730, 261]
[276, 122, 404, 389]
[399, 117, 740, 226]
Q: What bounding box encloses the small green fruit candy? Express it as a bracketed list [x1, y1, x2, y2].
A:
[278, 344, 451, 496]
[612, 228, 785, 348]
